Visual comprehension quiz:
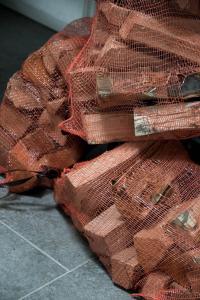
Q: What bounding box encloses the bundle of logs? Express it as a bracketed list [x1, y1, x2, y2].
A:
[55, 141, 200, 299]
[1, 1, 200, 299]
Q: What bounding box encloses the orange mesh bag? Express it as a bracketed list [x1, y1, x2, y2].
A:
[54, 140, 200, 299]
[60, 0, 200, 144]
[0, 18, 92, 192]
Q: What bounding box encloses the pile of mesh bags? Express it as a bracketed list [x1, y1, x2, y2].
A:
[1, 1, 200, 299]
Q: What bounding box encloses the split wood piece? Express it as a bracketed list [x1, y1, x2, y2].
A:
[69, 66, 105, 102]
[84, 205, 131, 257]
[136, 198, 200, 286]
[82, 110, 200, 143]
[22, 50, 53, 88]
[82, 112, 135, 144]
[0, 127, 15, 167]
[160, 247, 200, 288]
[62, 142, 151, 216]
[45, 37, 87, 77]
[186, 250, 200, 293]
[0, 103, 32, 141]
[61, 202, 91, 233]
[39, 140, 85, 170]
[6, 72, 44, 110]
[53, 162, 89, 206]
[9, 128, 56, 171]
[47, 127, 67, 147]
[99, 255, 111, 273]
[111, 246, 144, 289]
[100, 2, 130, 27]
[42, 47, 56, 75]
[96, 36, 162, 70]
[134, 225, 177, 273]
[134, 102, 200, 137]
[163, 196, 200, 251]
[113, 141, 189, 225]
[119, 11, 200, 65]
[46, 97, 67, 116]
[140, 272, 172, 300]
[82, 111, 163, 144]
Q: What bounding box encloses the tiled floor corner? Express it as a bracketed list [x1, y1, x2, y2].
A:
[0, 190, 131, 300]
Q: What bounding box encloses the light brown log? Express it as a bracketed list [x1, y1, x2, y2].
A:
[0, 103, 32, 140]
[141, 272, 171, 299]
[96, 36, 162, 70]
[82, 109, 200, 144]
[120, 11, 200, 65]
[111, 247, 144, 289]
[82, 112, 135, 143]
[84, 205, 131, 257]
[6, 72, 44, 110]
[39, 142, 85, 170]
[134, 225, 175, 273]
[134, 102, 200, 137]
[62, 142, 151, 216]
[22, 50, 52, 88]
[9, 129, 56, 171]
[113, 141, 189, 225]
[100, 2, 130, 27]
[45, 37, 87, 77]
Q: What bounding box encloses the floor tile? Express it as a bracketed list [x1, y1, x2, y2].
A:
[25, 259, 132, 300]
[0, 190, 92, 270]
[0, 223, 65, 300]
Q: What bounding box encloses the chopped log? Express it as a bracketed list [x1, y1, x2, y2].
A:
[82, 112, 135, 143]
[134, 225, 175, 273]
[0, 103, 32, 140]
[100, 2, 130, 27]
[69, 67, 105, 102]
[111, 247, 144, 289]
[22, 51, 52, 88]
[62, 141, 151, 216]
[39, 142, 85, 170]
[96, 36, 162, 70]
[82, 110, 200, 143]
[164, 196, 200, 251]
[140, 272, 171, 299]
[113, 141, 189, 225]
[9, 129, 56, 170]
[6, 72, 44, 110]
[84, 205, 131, 257]
[46, 37, 87, 77]
[46, 97, 67, 116]
[120, 11, 200, 65]
[135, 197, 200, 286]
[134, 102, 200, 137]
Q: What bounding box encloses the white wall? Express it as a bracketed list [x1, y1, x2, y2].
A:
[0, 0, 96, 31]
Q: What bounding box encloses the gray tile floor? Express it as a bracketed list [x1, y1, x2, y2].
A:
[0, 190, 131, 300]
[0, 5, 132, 300]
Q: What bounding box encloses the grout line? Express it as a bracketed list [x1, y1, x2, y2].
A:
[18, 272, 69, 300]
[0, 220, 69, 272]
[18, 259, 91, 300]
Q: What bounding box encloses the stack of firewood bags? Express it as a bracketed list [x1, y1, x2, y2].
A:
[1, 1, 200, 299]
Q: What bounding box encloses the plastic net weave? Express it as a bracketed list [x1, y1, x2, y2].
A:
[60, 0, 200, 143]
[55, 140, 200, 299]
[0, 18, 91, 192]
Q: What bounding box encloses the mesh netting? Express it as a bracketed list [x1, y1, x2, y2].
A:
[0, 18, 92, 191]
[60, 0, 200, 143]
[1, 1, 200, 299]
[55, 140, 200, 299]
